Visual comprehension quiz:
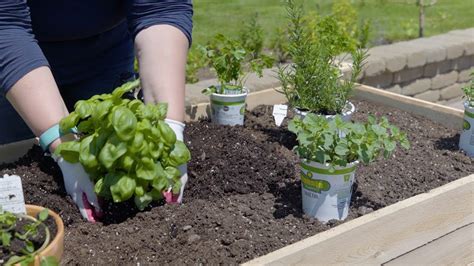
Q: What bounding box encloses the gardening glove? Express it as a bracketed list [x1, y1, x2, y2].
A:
[53, 154, 103, 222]
[163, 118, 188, 204]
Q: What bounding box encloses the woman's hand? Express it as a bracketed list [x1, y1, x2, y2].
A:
[53, 154, 103, 222]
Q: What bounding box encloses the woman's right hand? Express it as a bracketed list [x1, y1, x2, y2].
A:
[53, 155, 103, 222]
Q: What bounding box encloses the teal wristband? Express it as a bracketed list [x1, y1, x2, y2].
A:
[38, 124, 77, 151]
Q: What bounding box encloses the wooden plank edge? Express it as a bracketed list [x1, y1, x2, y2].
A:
[243, 174, 474, 265]
[0, 139, 36, 164]
[354, 84, 464, 129]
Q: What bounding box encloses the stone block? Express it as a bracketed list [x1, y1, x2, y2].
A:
[431, 71, 458, 90]
[414, 90, 440, 102]
[393, 67, 423, 83]
[447, 28, 474, 39]
[363, 55, 386, 77]
[458, 68, 474, 82]
[427, 35, 466, 59]
[440, 83, 464, 100]
[368, 45, 407, 72]
[401, 78, 431, 96]
[454, 55, 474, 71]
[361, 71, 393, 88]
[384, 53, 407, 73]
[446, 32, 474, 55]
[423, 60, 454, 77]
[409, 38, 447, 63]
[391, 41, 427, 68]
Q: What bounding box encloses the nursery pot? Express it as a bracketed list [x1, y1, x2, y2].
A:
[300, 160, 358, 222]
[24, 205, 64, 266]
[459, 101, 474, 157]
[210, 88, 248, 126]
[294, 101, 356, 121]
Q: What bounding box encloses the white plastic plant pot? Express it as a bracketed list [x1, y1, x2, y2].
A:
[294, 101, 356, 121]
[210, 88, 248, 126]
[459, 101, 474, 157]
[300, 160, 358, 223]
[295, 101, 356, 138]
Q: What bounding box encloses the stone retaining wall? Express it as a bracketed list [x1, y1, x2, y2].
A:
[359, 28, 474, 105]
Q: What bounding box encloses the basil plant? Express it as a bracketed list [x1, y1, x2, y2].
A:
[56, 80, 191, 210]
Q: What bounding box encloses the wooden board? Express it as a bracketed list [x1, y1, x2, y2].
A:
[354, 84, 464, 130]
[244, 175, 474, 265]
[0, 139, 36, 164]
[385, 223, 474, 266]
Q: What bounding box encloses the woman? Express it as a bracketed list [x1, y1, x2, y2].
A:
[0, 0, 193, 221]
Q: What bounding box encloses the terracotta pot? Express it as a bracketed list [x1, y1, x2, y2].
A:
[25, 205, 64, 266]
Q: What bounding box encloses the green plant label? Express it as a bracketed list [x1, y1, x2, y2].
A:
[463, 119, 471, 130]
[300, 171, 331, 193]
[343, 174, 350, 182]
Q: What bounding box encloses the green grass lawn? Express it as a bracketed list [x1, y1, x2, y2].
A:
[192, 0, 474, 48]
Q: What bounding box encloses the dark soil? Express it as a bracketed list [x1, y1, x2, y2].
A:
[0, 100, 472, 265]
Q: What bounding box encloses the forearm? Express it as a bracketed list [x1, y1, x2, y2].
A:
[6, 67, 69, 150]
[135, 24, 189, 122]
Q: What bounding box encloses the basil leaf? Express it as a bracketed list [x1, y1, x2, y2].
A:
[112, 106, 137, 141]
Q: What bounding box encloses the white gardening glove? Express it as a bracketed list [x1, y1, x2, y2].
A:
[53, 155, 102, 222]
[163, 119, 188, 204]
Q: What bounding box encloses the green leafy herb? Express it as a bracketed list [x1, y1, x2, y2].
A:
[185, 47, 209, 84]
[277, 0, 368, 115]
[239, 13, 264, 60]
[201, 33, 274, 95]
[288, 114, 410, 170]
[56, 80, 191, 210]
[462, 71, 474, 107]
[0, 208, 53, 266]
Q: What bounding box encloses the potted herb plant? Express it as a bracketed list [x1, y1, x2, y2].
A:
[55, 80, 191, 211]
[460, 72, 474, 157]
[201, 34, 273, 126]
[288, 114, 410, 222]
[1, 205, 64, 266]
[278, 0, 367, 121]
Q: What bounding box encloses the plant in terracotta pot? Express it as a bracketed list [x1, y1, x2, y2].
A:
[459, 72, 474, 157]
[288, 114, 410, 222]
[0, 205, 64, 266]
[201, 34, 273, 126]
[278, 0, 367, 121]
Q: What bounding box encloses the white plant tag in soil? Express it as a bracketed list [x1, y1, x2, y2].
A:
[0, 174, 26, 214]
[272, 104, 288, 127]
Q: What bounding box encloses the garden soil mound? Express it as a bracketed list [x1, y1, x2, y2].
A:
[1, 100, 472, 264]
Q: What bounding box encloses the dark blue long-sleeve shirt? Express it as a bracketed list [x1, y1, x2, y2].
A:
[0, 0, 193, 93]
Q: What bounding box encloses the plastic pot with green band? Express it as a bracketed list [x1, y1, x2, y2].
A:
[300, 160, 358, 222]
[294, 101, 356, 121]
[295, 101, 356, 138]
[459, 101, 474, 157]
[210, 88, 248, 126]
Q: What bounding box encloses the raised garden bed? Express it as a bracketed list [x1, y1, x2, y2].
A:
[0, 86, 472, 264]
